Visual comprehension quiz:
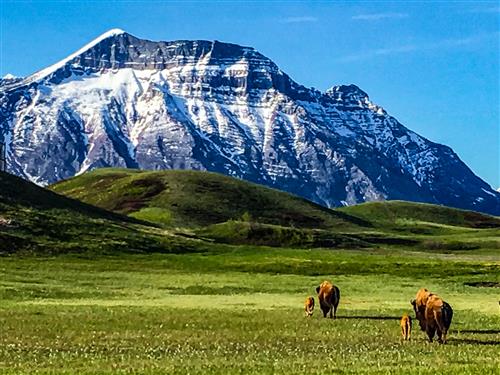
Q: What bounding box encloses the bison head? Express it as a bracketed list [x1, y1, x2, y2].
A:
[410, 299, 426, 332]
[410, 299, 417, 313]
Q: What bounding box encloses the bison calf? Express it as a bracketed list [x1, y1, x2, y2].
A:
[304, 296, 315, 317]
[400, 313, 412, 341]
[316, 280, 340, 319]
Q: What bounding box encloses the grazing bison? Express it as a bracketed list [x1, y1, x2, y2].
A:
[315, 281, 340, 319]
[400, 313, 412, 341]
[411, 289, 453, 343]
[304, 296, 315, 317]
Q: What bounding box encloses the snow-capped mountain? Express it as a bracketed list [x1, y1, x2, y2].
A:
[1, 29, 499, 214]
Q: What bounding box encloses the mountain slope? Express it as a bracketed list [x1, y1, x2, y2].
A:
[0, 171, 204, 254]
[50, 168, 369, 229]
[2, 29, 499, 214]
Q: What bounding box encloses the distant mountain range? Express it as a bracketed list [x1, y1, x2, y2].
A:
[1, 29, 499, 214]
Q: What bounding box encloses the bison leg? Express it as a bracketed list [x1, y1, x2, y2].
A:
[441, 330, 447, 344]
[436, 328, 443, 343]
[435, 315, 448, 344]
[426, 325, 436, 343]
[438, 329, 448, 344]
[321, 305, 328, 318]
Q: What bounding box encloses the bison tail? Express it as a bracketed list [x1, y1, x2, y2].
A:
[333, 286, 340, 305]
[442, 302, 453, 331]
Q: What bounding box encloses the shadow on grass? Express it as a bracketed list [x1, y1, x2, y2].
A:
[451, 338, 500, 346]
[338, 316, 399, 321]
[464, 281, 500, 288]
[457, 329, 500, 334]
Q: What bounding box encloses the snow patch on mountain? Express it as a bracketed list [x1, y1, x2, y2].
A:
[1, 29, 499, 215]
[25, 28, 127, 85]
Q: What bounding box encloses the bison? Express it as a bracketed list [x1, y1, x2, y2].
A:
[411, 288, 432, 332]
[304, 296, 315, 317]
[400, 313, 412, 341]
[316, 281, 340, 319]
[411, 289, 453, 343]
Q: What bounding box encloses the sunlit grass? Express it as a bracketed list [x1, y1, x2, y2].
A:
[0, 249, 499, 374]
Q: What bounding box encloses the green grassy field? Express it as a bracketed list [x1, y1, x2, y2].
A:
[1, 168, 500, 373]
[0, 246, 499, 374]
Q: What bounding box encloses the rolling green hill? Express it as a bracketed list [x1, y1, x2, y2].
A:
[49, 168, 500, 250]
[50, 168, 369, 230]
[3, 167, 499, 253]
[339, 200, 500, 229]
[0, 171, 204, 254]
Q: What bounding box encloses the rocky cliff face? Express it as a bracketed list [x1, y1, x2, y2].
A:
[1, 29, 499, 214]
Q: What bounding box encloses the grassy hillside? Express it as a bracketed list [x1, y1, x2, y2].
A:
[49, 168, 500, 250]
[339, 200, 500, 229]
[337, 201, 500, 250]
[0, 171, 206, 254]
[196, 220, 373, 248]
[50, 168, 368, 229]
[4, 167, 498, 253]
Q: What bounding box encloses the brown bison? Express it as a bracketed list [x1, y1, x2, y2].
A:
[304, 296, 315, 317]
[411, 288, 432, 331]
[316, 281, 340, 319]
[400, 313, 412, 341]
[411, 289, 453, 343]
[415, 288, 432, 308]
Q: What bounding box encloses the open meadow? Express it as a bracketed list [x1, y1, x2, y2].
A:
[1, 246, 499, 374]
[1, 169, 499, 373]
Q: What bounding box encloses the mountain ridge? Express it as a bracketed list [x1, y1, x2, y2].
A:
[1, 29, 499, 214]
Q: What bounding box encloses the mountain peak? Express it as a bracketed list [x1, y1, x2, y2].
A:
[323, 84, 383, 112]
[10, 31, 292, 98]
[326, 84, 369, 102]
[25, 28, 128, 84]
[3, 31, 500, 215]
[100, 28, 127, 37]
[2, 73, 17, 80]
[20, 30, 282, 88]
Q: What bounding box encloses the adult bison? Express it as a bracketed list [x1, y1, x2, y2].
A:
[316, 281, 340, 319]
[411, 289, 453, 343]
[411, 288, 432, 331]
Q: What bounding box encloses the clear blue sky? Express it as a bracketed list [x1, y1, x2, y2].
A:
[1, 0, 499, 188]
